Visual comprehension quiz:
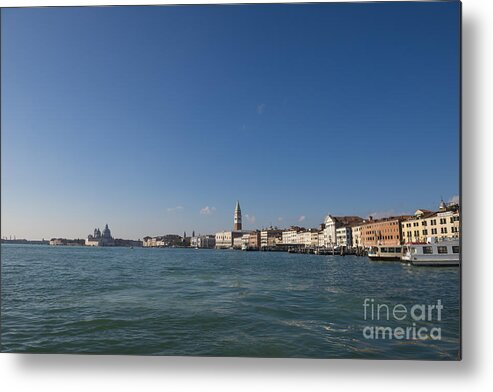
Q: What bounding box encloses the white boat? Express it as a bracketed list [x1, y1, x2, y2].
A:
[401, 238, 460, 266]
[367, 246, 403, 261]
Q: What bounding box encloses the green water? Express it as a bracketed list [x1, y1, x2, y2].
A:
[1, 244, 460, 359]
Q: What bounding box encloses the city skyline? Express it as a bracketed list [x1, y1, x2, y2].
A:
[2, 3, 460, 239]
[1, 196, 459, 241]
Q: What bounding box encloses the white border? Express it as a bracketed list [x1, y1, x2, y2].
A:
[2, 0, 493, 390]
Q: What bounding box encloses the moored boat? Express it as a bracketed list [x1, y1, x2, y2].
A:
[367, 246, 403, 261]
[401, 237, 460, 266]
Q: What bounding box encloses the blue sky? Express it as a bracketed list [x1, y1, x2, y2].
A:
[1, 2, 460, 240]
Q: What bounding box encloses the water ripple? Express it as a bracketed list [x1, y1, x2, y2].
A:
[1, 244, 460, 358]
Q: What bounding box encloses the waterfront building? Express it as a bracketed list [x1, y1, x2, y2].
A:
[401, 201, 460, 243]
[190, 236, 198, 248]
[241, 231, 260, 250]
[215, 230, 243, 249]
[85, 224, 115, 246]
[190, 235, 216, 249]
[360, 216, 411, 248]
[351, 223, 366, 248]
[400, 209, 434, 244]
[312, 230, 321, 248]
[248, 231, 261, 249]
[336, 226, 352, 248]
[282, 227, 304, 245]
[142, 237, 151, 246]
[233, 235, 243, 249]
[215, 231, 233, 249]
[322, 216, 337, 247]
[113, 238, 143, 247]
[50, 238, 63, 246]
[215, 230, 244, 249]
[143, 234, 182, 247]
[298, 229, 319, 248]
[260, 228, 283, 249]
[241, 233, 250, 249]
[298, 231, 310, 247]
[322, 215, 364, 248]
[50, 238, 85, 246]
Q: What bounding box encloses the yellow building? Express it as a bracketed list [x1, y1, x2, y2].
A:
[401, 201, 460, 243]
[298, 230, 319, 248]
[260, 228, 283, 249]
[351, 224, 364, 248]
[282, 227, 303, 245]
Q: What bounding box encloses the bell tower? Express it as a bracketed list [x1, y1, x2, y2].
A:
[234, 201, 242, 231]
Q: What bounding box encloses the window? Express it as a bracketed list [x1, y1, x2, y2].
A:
[388, 247, 395, 253]
[440, 218, 446, 224]
[423, 246, 433, 254]
[437, 246, 448, 254]
[450, 217, 454, 223]
[452, 246, 460, 254]
[395, 247, 401, 253]
[422, 221, 427, 226]
[381, 248, 388, 253]
[422, 229, 428, 235]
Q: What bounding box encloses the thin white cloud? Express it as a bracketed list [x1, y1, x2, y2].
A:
[448, 195, 460, 204]
[200, 206, 216, 215]
[298, 215, 306, 222]
[277, 217, 283, 222]
[167, 206, 184, 212]
[257, 103, 266, 115]
[245, 214, 256, 224]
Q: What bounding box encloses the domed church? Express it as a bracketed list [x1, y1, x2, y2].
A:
[86, 224, 115, 246]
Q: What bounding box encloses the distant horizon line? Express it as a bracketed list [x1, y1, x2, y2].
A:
[1, 198, 460, 242]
